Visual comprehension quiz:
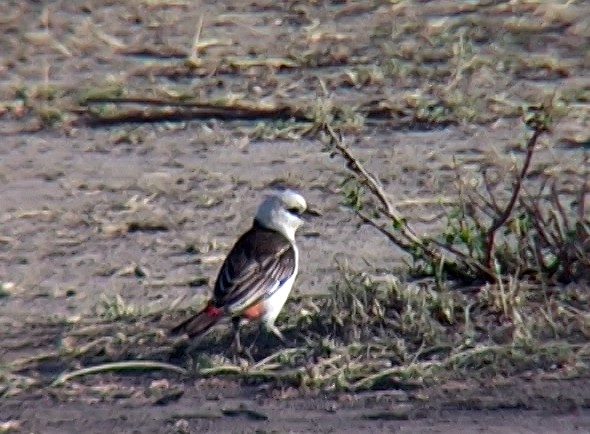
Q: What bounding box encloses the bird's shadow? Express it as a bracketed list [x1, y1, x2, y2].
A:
[169, 323, 310, 366]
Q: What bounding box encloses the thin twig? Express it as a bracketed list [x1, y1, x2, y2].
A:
[481, 168, 501, 214]
[551, 180, 571, 231]
[483, 128, 544, 270]
[190, 14, 205, 61]
[578, 151, 589, 223]
[355, 210, 411, 251]
[251, 348, 301, 369]
[395, 197, 457, 207]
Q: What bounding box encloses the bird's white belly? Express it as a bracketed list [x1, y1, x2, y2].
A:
[262, 273, 296, 326]
[262, 248, 299, 326]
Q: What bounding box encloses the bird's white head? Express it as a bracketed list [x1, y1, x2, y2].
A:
[255, 189, 316, 241]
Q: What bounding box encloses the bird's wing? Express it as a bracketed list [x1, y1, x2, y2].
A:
[213, 224, 296, 315]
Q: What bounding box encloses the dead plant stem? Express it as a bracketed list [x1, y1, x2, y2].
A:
[483, 128, 544, 270]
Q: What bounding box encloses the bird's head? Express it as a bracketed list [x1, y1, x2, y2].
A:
[255, 189, 320, 240]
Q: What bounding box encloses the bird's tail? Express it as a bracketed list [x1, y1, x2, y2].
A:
[170, 302, 224, 338]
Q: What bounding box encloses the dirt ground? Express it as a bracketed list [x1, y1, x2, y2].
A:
[1, 1, 590, 433]
[2, 374, 590, 434]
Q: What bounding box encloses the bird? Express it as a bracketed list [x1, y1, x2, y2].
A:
[171, 189, 319, 353]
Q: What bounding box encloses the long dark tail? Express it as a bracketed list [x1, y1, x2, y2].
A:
[171, 302, 223, 338]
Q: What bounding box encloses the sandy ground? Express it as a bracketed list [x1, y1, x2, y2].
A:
[1, 0, 590, 433]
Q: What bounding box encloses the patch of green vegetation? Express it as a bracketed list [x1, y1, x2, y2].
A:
[328, 102, 589, 284]
[38, 106, 63, 126]
[75, 84, 125, 105]
[96, 293, 145, 320]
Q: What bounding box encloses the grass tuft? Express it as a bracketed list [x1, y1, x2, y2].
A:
[3, 266, 589, 396]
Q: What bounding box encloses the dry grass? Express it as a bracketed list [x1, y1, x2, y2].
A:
[2, 265, 589, 397]
[2, 0, 589, 134]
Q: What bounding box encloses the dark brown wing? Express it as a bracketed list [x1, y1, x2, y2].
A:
[213, 222, 296, 314]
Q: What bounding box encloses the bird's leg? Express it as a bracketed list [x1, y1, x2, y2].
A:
[265, 323, 288, 346]
[246, 323, 263, 352]
[230, 317, 255, 363]
[232, 317, 254, 364]
[231, 317, 242, 354]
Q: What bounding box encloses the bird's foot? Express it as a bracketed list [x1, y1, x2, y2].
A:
[229, 333, 256, 364]
[266, 324, 291, 347]
[230, 346, 254, 365]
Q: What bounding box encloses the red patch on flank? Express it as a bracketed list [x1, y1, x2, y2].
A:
[205, 303, 223, 317]
[242, 303, 264, 320]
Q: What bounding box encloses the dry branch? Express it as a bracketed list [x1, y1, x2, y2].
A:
[483, 127, 546, 269]
[79, 97, 309, 126]
[323, 123, 422, 246]
[323, 122, 493, 282]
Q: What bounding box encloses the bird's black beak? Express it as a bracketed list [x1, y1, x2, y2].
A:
[302, 207, 322, 220]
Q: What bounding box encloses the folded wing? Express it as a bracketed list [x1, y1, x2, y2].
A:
[213, 224, 296, 315]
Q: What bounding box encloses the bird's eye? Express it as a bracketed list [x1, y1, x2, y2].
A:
[286, 207, 302, 215]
